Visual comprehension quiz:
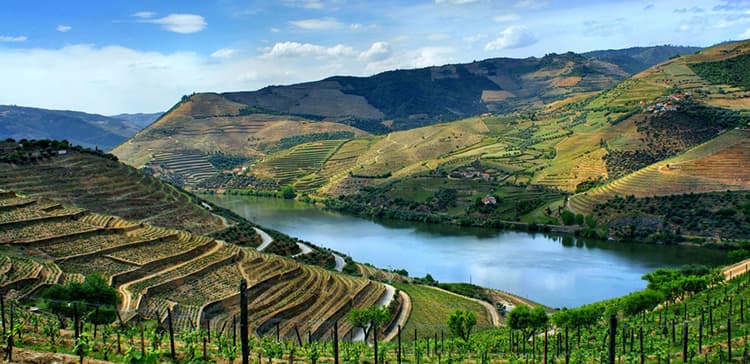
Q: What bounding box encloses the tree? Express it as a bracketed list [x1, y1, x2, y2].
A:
[561, 210, 576, 225]
[279, 185, 296, 199]
[508, 305, 548, 339]
[346, 306, 391, 342]
[41, 274, 119, 327]
[447, 309, 477, 343]
[621, 289, 664, 316]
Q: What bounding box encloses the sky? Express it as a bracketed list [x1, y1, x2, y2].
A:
[1, 0, 749, 115]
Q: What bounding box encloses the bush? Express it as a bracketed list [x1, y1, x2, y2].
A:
[561, 210, 576, 225]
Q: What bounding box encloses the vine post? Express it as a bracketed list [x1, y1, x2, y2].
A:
[240, 279, 249, 364]
[608, 314, 616, 364]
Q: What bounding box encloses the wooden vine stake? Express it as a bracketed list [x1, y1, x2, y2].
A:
[240, 279, 249, 364]
[608, 314, 616, 364]
[167, 308, 176, 360]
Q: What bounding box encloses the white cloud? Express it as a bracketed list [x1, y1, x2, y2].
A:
[210, 48, 238, 59]
[56, 25, 72, 33]
[0, 44, 359, 115]
[485, 26, 537, 50]
[514, 0, 548, 9]
[435, 0, 479, 4]
[363, 46, 456, 74]
[132, 11, 155, 19]
[493, 14, 520, 23]
[284, 0, 325, 9]
[359, 42, 391, 62]
[411, 46, 455, 67]
[350, 23, 363, 30]
[261, 41, 355, 59]
[0, 35, 27, 42]
[143, 14, 207, 34]
[741, 27, 750, 38]
[289, 17, 342, 30]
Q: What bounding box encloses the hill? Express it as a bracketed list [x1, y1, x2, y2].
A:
[208, 40, 750, 243]
[222, 51, 631, 132]
[112, 46, 703, 190]
[0, 191, 390, 337]
[111, 93, 370, 187]
[583, 45, 701, 74]
[109, 112, 163, 128]
[0, 105, 141, 151]
[0, 139, 224, 234]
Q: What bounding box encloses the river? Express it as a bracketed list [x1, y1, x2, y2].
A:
[202, 194, 729, 308]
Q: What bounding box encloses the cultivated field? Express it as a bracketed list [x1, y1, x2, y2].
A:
[0, 191, 390, 338]
[569, 129, 750, 214]
[0, 150, 224, 234]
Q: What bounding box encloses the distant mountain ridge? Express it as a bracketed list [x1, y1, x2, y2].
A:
[0, 105, 142, 151]
[583, 45, 701, 74]
[218, 45, 699, 132]
[109, 112, 163, 128]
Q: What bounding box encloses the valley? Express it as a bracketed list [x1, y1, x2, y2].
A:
[0, 10, 749, 361]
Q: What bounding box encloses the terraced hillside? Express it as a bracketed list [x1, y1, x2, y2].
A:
[112, 93, 368, 169]
[146, 151, 217, 187]
[0, 191, 390, 337]
[252, 139, 347, 188]
[0, 143, 224, 234]
[568, 128, 750, 214]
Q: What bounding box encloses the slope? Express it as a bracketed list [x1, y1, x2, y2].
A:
[0, 139, 224, 234]
[0, 105, 141, 151]
[568, 128, 750, 215]
[223, 51, 630, 132]
[0, 191, 389, 338]
[111, 93, 369, 188]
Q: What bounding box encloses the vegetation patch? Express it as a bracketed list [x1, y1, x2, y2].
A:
[593, 191, 750, 242]
[690, 53, 750, 89]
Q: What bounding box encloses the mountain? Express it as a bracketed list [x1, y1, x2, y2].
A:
[0, 105, 140, 151]
[583, 45, 701, 74]
[109, 112, 163, 128]
[222, 51, 631, 132]
[113, 45, 704, 188]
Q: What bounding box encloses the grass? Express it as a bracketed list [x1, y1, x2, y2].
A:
[394, 282, 493, 340]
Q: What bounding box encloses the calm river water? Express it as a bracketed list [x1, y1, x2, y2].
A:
[202, 194, 728, 308]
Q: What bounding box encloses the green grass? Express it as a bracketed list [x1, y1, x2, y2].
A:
[394, 282, 493, 340]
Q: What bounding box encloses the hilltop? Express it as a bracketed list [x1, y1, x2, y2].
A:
[0, 105, 142, 151]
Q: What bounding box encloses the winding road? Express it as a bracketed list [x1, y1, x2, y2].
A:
[291, 242, 313, 257]
[254, 227, 274, 251]
[332, 252, 345, 272]
[351, 283, 397, 342]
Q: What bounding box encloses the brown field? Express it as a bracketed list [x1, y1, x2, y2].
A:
[481, 90, 516, 102]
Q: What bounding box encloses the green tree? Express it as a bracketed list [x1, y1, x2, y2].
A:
[507, 305, 548, 339]
[279, 185, 296, 199]
[561, 210, 576, 225]
[41, 274, 119, 327]
[620, 289, 664, 316]
[447, 309, 477, 343]
[346, 306, 391, 342]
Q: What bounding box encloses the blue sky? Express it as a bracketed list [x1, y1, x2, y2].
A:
[1, 0, 749, 114]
